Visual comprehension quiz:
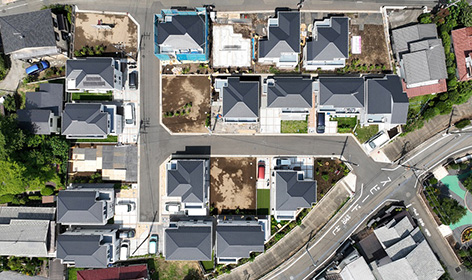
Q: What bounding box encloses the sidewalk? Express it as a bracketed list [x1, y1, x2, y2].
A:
[218, 176, 352, 280]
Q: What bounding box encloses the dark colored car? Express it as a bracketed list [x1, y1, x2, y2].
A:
[317, 112, 325, 134]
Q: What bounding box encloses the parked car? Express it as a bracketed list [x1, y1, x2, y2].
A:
[276, 158, 291, 166]
[258, 161, 265, 180]
[26, 61, 50, 75]
[165, 202, 180, 213]
[129, 71, 138, 89]
[149, 234, 158, 255]
[365, 131, 390, 152]
[120, 240, 129, 261]
[115, 202, 136, 213]
[316, 112, 325, 134]
[124, 103, 135, 126]
[119, 229, 136, 239]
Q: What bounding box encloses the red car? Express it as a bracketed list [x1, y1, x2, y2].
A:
[258, 161, 265, 179]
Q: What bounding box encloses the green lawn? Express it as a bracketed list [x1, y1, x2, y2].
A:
[354, 124, 379, 143]
[331, 117, 357, 133]
[257, 189, 270, 215]
[201, 251, 214, 271]
[281, 120, 308, 133]
[75, 135, 118, 143]
[67, 267, 83, 280]
[408, 94, 432, 116]
[71, 92, 113, 101]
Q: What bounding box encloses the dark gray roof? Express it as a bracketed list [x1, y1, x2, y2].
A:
[25, 83, 63, 116]
[66, 58, 116, 90]
[259, 11, 300, 58]
[275, 171, 316, 211]
[17, 109, 52, 135]
[61, 103, 108, 137]
[216, 224, 264, 259]
[402, 39, 447, 85]
[101, 145, 138, 182]
[223, 77, 259, 119]
[0, 9, 56, 54]
[267, 76, 313, 108]
[0, 206, 56, 224]
[57, 190, 105, 224]
[0, 219, 51, 257]
[56, 234, 108, 268]
[157, 15, 205, 49]
[319, 77, 365, 107]
[306, 17, 349, 61]
[167, 160, 206, 203]
[367, 75, 409, 124]
[391, 24, 438, 56]
[165, 225, 212, 261]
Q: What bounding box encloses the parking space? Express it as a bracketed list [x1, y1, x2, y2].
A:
[260, 108, 281, 133]
[115, 197, 138, 225]
[256, 157, 271, 189]
[116, 59, 139, 144]
[271, 157, 314, 178]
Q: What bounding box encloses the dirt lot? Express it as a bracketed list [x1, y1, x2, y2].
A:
[210, 157, 257, 214]
[74, 12, 138, 56]
[162, 76, 211, 133]
[314, 158, 349, 200]
[347, 25, 391, 70]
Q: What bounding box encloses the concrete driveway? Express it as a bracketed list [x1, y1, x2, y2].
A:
[0, 58, 25, 93]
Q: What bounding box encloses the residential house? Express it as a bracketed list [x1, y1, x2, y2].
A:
[154, 8, 209, 64]
[317, 75, 409, 129]
[258, 11, 300, 68]
[451, 27, 472, 81]
[212, 25, 251, 68]
[16, 83, 63, 135]
[273, 170, 316, 220]
[61, 103, 122, 139]
[265, 76, 313, 118]
[57, 185, 115, 226]
[66, 57, 123, 93]
[214, 76, 260, 122]
[0, 206, 56, 258]
[165, 159, 210, 216]
[164, 220, 213, 261]
[56, 228, 120, 268]
[304, 17, 349, 70]
[391, 24, 447, 97]
[0, 9, 68, 60]
[216, 219, 264, 264]
[77, 264, 150, 280]
[68, 145, 138, 182]
[338, 254, 376, 280]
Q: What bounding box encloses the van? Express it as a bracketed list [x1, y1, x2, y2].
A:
[276, 158, 291, 166]
[120, 240, 129, 261]
[129, 71, 138, 89]
[26, 61, 50, 75]
[365, 132, 390, 152]
[124, 103, 135, 126]
[317, 113, 325, 134]
[115, 203, 136, 213]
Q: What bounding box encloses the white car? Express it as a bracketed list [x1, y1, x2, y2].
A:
[120, 240, 129, 261]
[149, 234, 158, 255]
[365, 132, 390, 152]
[124, 103, 135, 126]
[115, 202, 136, 213]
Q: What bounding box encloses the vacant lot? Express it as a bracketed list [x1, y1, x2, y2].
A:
[281, 120, 308, 133]
[348, 25, 390, 70]
[314, 158, 349, 199]
[74, 12, 138, 56]
[257, 189, 270, 215]
[210, 157, 257, 214]
[162, 76, 211, 133]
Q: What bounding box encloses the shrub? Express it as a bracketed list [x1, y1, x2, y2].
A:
[28, 195, 42, 200]
[418, 13, 433, 24]
[423, 107, 440, 120]
[322, 174, 330, 181]
[40, 186, 54, 196]
[429, 177, 438, 185]
[0, 194, 14, 204]
[455, 119, 471, 129]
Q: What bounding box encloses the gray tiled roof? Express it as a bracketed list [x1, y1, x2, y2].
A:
[216, 224, 264, 259]
[391, 24, 438, 56]
[275, 171, 316, 211]
[367, 75, 409, 124]
[0, 9, 56, 54]
[165, 225, 212, 261]
[157, 15, 205, 50]
[56, 234, 109, 268]
[25, 83, 64, 116]
[319, 77, 365, 108]
[223, 77, 259, 119]
[402, 39, 447, 85]
[17, 109, 52, 134]
[0, 206, 55, 223]
[57, 190, 105, 225]
[0, 219, 51, 257]
[267, 76, 313, 108]
[385, 234, 416, 261]
[306, 17, 349, 61]
[66, 58, 116, 90]
[167, 160, 206, 203]
[259, 11, 300, 58]
[0, 271, 48, 280]
[61, 103, 108, 137]
[374, 217, 414, 248]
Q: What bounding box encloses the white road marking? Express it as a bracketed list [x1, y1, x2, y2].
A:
[381, 177, 391, 186]
[351, 204, 361, 212]
[370, 184, 379, 195]
[425, 229, 431, 237]
[341, 215, 351, 225]
[332, 225, 341, 236]
[418, 218, 425, 227]
[362, 195, 370, 203]
[406, 203, 412, 208]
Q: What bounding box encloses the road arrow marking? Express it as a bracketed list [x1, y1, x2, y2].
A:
[381, 177, 391, 187]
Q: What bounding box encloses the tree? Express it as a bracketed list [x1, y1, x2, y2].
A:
[439, 197, 467, 225]
[464, 175, 472, 192]
[40, 186, 54, 196]
[0, 160, 26, 196]
[2, 95, 16, 113]
[458, 247, 472, 270]
[423, 107, 440, 120]
[462, 5, 472, 27]
[455, 119, 471, 129]
[418, 13, 433, 24]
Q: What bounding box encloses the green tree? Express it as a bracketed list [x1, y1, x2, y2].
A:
[40, 186, 54, 196]
[0, 161, 26, 196]
[423, 107, 440, 120]
[462, 5, 472, 26]
[439, 197, 467, 225]
[455, 119, 471, 129]
[464, 175, 472, 192]
[2, 95, 16, 112]
[418, 13, 433, 24]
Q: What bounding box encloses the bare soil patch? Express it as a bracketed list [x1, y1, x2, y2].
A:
[348, 25, 391, 70]
[210, 157, 257, 214]
[314, 158, 350, 200]
[74, 12, 137, 56]
[162, 76, 211, 133]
